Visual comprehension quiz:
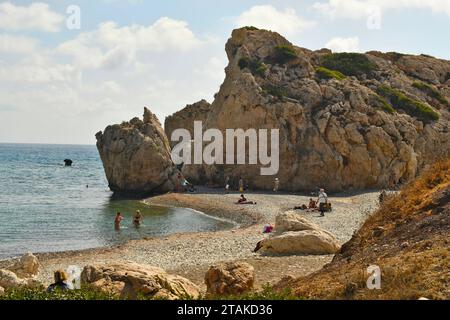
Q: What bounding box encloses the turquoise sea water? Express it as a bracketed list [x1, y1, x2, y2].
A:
[0, 144, 234, 260]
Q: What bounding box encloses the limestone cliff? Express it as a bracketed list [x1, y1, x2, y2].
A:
[166, 27, 450, 192]
[96, 108, 180, 195]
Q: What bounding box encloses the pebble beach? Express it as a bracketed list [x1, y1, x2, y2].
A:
[0, 189, 380, 290]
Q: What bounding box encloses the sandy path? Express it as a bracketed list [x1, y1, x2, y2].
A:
[0, 189, 380, 290]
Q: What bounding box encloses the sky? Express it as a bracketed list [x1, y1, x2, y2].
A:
[0, 0, 449, 145]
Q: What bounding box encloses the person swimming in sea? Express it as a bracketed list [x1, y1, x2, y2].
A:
[114, 212, 123, 230]
[133, 210, 143, 227]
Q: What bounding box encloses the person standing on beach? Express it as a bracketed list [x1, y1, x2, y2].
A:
[317, 189, 328, 217]
[273, 178, 280, 192]
[114, 212, 123, 230]
[239, 177, 244, 193]
[225, 176, 230, 193]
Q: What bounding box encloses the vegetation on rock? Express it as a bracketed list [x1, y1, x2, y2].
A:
[315, 66, 346, 81]
[412, 81, 448, 106]
[377, 85, 440, 121]
[272, 45, 297, 64]
[320, 52, 377, 77]
[238, 57, 267, 77]
[372, 94, 396, 114]
[261, 84, 289, 100]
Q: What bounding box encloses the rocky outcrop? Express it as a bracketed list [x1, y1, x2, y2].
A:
[165, 28, 450, 192]
[259, 211, 341, 255]
[96, 108, 181, 195]
[165, 99, 211, 148]
[8, 252, 40, 279]
[204, 262, 255, 295]
[81, 262, 200, 300]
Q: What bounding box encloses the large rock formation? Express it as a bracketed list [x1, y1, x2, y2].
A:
[165, 27, 450, 192]
[165, 99, 211, 148]
[81, 262, 200, 300]
[96, 108, 181, 195]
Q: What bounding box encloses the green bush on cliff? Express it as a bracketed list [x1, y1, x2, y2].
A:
[374, 94, 396, 114]
[238, 57, 267, 77]
[377, 85, 440, 121]
[315, 67, 346, 81]
[273, 45, 297, 64]
[262, 84, 289, 100]
[412, 81, 448, 106]
[320, 52, 377, 77]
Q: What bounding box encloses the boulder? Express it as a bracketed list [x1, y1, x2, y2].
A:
[81, 262, 200, 300]
[96, 107, 181, 195]
[8, 252, 40, 278]
[0, 269, 44, 290]
[261, 230, 341, 255]
[275, 211, 321, 233]
[0, 286, 4, 296]
[0, 269, 26, 289]
[205, 262, 255, 295]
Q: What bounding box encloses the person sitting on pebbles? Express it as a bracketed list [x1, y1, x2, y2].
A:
[308, 198, 317, 209]
[236, 194, 257, 205]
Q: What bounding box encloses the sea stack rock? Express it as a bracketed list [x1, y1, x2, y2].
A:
[165, 27, 450, 192]
[96, 107, 180, 195]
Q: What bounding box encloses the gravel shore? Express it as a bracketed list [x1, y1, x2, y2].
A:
[0, 189, 380, 290]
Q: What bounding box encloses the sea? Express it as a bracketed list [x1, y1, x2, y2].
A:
[0, 143, 234, 260]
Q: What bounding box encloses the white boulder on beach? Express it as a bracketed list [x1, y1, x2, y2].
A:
[259, 211, 342, 255]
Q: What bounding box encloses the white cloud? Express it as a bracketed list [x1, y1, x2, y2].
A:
[325, 36, 360, 52]
[0, 2, 64, 32]
[0, 34, 38, 53]
[313, 0, 450, 19]
[58, 18, 203, 70]
[235, 5, 315, 36]
[0, 16, 226, 144]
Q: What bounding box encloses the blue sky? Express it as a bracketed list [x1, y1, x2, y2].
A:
[1, 0, 449, 144]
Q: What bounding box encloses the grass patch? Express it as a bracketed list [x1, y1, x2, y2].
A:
[377, 85, 440, 121]
[1, 285, 300, 301]
[373, 94, 396, 114]
[1, 286, 119, 301]
[272, 45, 297, 64]
[412, 81, 448, 106]
[262, 84, 289, 100]
[315, 66, 346, 80]
[320, 53, 377, 77]
[238, 57, 267, 77]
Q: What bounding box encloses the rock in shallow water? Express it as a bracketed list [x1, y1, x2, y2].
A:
[96, 107, 181, 195]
